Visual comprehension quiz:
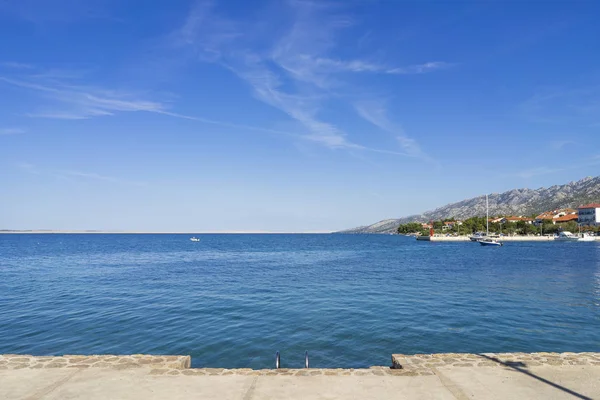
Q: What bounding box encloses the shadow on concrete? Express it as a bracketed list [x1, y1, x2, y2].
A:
[477, 354, 592, 400]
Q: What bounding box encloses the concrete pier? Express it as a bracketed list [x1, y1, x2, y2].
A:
[1, 353, 599, 399]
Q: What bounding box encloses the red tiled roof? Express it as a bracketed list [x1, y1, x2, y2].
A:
[579, 203, 600, 209]
[536, 208, 578, 219]
[536, 212, 555, 220]
[555, 214, 579, 222]
[505, 216, 532, 221]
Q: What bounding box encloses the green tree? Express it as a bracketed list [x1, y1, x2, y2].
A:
[523, 223, 538, 235]
[397, 222, 426, 234]
[504, 223, 516, 235]
[560, 221, 579, 233]
[541, 220, 558, 235]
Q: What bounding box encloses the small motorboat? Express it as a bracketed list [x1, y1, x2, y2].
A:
[479, 238, 503, 246]
[190, 237, 200, 242]
[555, 231, 596, 242]
[554, 231, 579, 242]
[470, 233, 485, 242]
[578, 233, 596, 242]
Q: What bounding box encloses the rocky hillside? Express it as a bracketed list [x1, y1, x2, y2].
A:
[339, 176, 600, 234]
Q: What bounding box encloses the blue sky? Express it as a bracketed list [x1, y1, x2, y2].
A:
[1, 0, 599, 232]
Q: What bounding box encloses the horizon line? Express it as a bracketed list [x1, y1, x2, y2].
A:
[0, 230, 335, 234]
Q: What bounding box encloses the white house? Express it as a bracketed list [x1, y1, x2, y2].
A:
[501, 216, 534, 224]
[441, 221, 463, 230]
[578, 203, 600, 226]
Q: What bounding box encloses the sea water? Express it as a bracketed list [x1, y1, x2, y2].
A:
[1, 234, 598, 368]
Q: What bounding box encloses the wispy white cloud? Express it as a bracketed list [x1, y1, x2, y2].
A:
[300, 58, 453, 75]
[58, 169, 146, 186]
[515, 155, 600, 178]
[516, 166, 565, 179]
[25, 110, 110, 120]
[521, 85, 600, 125]
[0, 128, 26, 135]
[354, 100, 434, 162]
[0, 76, 172, 120]
[2, 70, 299, 141]
[174, 1, 362, 150]
[4, 1, 449, 159]
[2, 73, 297, 141]
[268, 1, 452, 89]
[0, 61, 34, 69]
[172, 0, 241, 62]
[17, 163, 146, 186]
[386, 61, 454, 75]
[549, 140, 575, 150]
[174, 0, 446, 156]
[226, 57, 363, 150]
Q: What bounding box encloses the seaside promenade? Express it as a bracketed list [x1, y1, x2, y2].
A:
[415, 235, 600, 242]
[2, 353, 599, 399]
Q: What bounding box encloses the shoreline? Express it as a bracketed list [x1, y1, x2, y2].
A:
[2, 352, 599, 373]
[415, 235, 600, 242]
[3, 353, 599, 399]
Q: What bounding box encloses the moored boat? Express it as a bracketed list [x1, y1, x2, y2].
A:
[555, 231, 579, 242]
[477, 195, 503, 247]
[554, 231, 595, 242]
[578, 233, 596, 242]
[470, 233, 485, 242]
[479, 238, 503, 246]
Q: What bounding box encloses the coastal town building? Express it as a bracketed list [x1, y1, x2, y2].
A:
[534, 208, 578, 225]
[442, 220, 463, 230]
[578, 203, 600, 226]
[501, 216, 533, 224]
[488, 216, 533, 224]
[555, 214, 579, 224]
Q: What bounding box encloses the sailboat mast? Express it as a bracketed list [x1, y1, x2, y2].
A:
[486, 194, 489, 236]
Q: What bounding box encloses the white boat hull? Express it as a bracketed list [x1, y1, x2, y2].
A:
[578, 236, 596, 242]
[479, 239, 503, 246]
[555, 232, 595, 242]
[554, 237, 579, 242]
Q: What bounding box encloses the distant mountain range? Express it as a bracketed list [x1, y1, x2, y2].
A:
[338, 176, 600, 234]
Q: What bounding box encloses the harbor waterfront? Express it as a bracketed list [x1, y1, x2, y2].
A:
[2, 353, 600, 399]
[2, 352, 599, 373]
[1, 233, 599, 370]
[415, 235, 583, 241]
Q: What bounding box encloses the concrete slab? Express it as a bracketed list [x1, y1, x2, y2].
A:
[40, 369, 254, 400]
[1, 362, 599, 400]
[0, 369, 457, 400]
[0, 369, 76, 400]
[250, 375, 456, 400]
[435, 365, 600, 400]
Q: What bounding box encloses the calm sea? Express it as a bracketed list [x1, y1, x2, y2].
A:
[1, 234, 599, 368]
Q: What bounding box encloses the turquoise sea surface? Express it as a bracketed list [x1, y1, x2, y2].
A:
[1, 234, 599, 368]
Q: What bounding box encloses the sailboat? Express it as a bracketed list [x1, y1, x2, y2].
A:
[479, 194, 503, 246]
